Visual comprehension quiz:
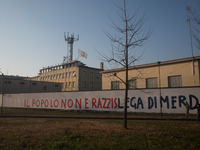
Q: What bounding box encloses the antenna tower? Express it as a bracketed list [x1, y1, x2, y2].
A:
[64, 32, 79, 62]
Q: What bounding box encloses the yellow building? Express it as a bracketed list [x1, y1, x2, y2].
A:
[102, 56, 200, 90]
[32, 60, 103, 91]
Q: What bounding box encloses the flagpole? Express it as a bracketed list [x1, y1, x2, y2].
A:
[78, 49, 80, 60]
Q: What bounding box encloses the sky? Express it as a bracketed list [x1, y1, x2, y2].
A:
[0, 0, 199, 77]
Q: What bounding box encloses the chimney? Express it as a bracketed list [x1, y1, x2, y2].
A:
[100, 62, 104, 70]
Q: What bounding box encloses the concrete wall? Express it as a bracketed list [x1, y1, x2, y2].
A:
[0, 87, 200, 114]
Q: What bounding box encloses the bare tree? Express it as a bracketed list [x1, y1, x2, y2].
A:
[101, 0, 151, 129]
[186, 6, 200, 50]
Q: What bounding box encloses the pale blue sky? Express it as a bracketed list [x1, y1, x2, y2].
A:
[0, 0, 199, 77]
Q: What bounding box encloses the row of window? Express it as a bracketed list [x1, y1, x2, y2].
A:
[41, 63, 77, 73]
[83, 81, 100, 89]
[146, 75, 182, 88]
[82, 71, 100, 78]
[64, 81, 75, 88]
[4, 81, 37, 86]
[41, 71, 76, 81]
[63, 81, 100, 89]
[111, 75, 182, 89]
[41, 71, 100, 81]
[3, 81, 59, 87]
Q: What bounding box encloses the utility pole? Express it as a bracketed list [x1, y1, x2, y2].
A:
[0, 71, 4, 116]
[64, 32, 79, 62]
[185, 6, 195, 75]
[158, 61, 162, 119]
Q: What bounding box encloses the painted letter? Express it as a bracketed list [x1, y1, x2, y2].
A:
[171, 96, 177, 109]
[41, 99, 45, 108]
[118, 98, 123, 109]
[130, 97, 136, 109]
[178, 95, 186, 108]
[98, 98, 103, 108]
[189, 95, 199, 110]
[85, 98, 89, 109]
[114, 98, 118, 109]
[67, 99, 73, 108]
[54, 99, 59, 108]
[137, 97, 144, 109]
[61, 99, 67, 109]
[92, 98, 97, 108]
[76, 98, 81, 109]
[44, 99, 49, 108]
[148, 97, 154, 109]
[32, 99, 36, 107]
[161, 96, 169, 109]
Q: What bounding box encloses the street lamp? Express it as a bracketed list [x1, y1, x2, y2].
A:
[157, 61, 162, 119]
[185, 6, 195, 75]
[0, 71, 4, 116]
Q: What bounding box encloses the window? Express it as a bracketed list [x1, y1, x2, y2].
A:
[146, 78, 157, 88]
[19, 82, 25, 85]
[97, 73, 100, 79]
[111, 81, 119, 90]
[90, 72, 93, 78]
[32, 82, 37, 86]
[69, 82, 71, 87]
[62, 73, 65, 78]
[168, 75, 182, 87]
[97, 82, 100, 89]
[72, 81, 75, 88]
[90, 82, 93, 88]
[63, 83, 65, 88]
[65, 82, 68, 88]
[83, 81, 86, 88]
[69, 72, 71, 77]
[43, 86, 47, 91]
[65, 72, 68, 78]
[129, 79, 136, 89]
[72, 71, 76, 77]
[83, 71, 86, 77]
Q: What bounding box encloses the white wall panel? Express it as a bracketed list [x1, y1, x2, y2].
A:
[1, 88, 199, 114]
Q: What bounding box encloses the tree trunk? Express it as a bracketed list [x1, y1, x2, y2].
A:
[123, 66, 128, 129]
[124, 11, 128, 128]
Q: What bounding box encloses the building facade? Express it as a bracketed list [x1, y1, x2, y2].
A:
[31, 60, 103, 91]
[0, 75, 62, 94]
[102, 56, 200, 90]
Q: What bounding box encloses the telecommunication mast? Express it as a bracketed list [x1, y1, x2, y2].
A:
[64, 32, 79, 62]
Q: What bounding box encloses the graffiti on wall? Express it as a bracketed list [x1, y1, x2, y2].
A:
[23, 94, 199, 110]
[1, 88, 200, 114]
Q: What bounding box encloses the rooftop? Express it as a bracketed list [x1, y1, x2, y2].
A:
[102, 56, 200, 73]
[40, 60, 102, 74]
